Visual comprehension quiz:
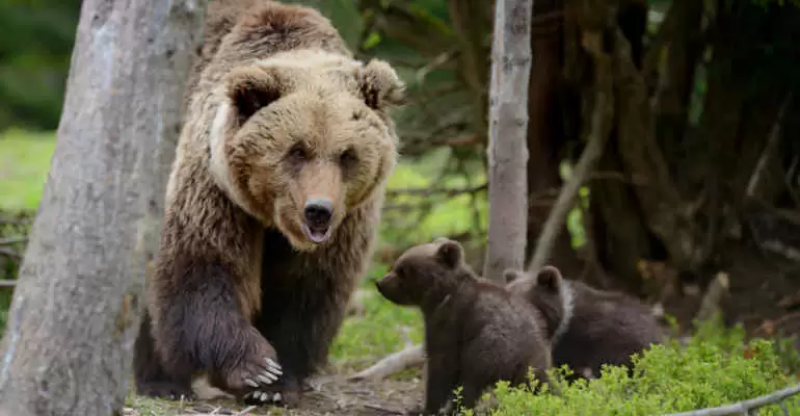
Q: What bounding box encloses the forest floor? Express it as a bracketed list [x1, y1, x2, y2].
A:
[125, 370, 424, 416]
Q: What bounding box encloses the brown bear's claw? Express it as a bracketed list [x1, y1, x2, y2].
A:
[244, 391, 283, 405]
[240, 357, 282, 389]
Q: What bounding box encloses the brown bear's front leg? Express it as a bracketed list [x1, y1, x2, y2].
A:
[151, 261, 283, 400]
[253, 268, 352, 407]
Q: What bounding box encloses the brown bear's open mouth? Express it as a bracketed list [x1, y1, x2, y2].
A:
[302, 222, 332, 244]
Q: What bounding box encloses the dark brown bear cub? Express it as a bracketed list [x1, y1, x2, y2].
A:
[505, 266, 664, 380]
[376, 238, 552, 415]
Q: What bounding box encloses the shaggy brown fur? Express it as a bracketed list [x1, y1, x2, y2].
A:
[376, 239, 552, 415]
[133, 0, 404, 406]
[505, 266, 664, 380]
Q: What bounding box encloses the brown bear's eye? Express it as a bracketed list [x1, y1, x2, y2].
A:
[339, 148, 358, 168]
[288, 144, 307, 163]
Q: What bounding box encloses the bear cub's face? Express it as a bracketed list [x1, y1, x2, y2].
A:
[376, 238, 469, 306]
[210, 52, 405, 251]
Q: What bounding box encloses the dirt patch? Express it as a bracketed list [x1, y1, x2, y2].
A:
[126, 371, 424, 416]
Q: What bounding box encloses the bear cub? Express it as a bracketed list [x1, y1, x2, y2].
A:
[505, 266, 664, 380]
[376, 238, 552, 415]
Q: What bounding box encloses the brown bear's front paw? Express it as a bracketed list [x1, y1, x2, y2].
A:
[243, 389, 300, 406]
[219, 331, 283, 395]
[241, 379, 303, 407]
[136, 380, 196, 401]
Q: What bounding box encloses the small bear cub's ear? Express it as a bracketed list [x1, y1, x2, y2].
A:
[535, 265, 564, 293]
[357, 59, 406, 110]
[503, 268, 525, 285]
[435, 239, 463, 269]
[224, 66, 283, 124]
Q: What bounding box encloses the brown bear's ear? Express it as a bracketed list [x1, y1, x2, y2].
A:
[503, 268, 524, 285]
[357, 59, 406, 111]
[535, 265, 564, 293]
[224, 66, 283, 124]
[435, 240, 463, 269]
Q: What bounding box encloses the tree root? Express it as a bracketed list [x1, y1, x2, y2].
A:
[347, 345, 425, 382]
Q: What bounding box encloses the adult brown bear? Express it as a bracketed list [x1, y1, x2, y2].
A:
[133, 0, 405, 406]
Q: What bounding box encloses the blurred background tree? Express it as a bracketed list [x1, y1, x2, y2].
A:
[0, 0, 80, 130]
[2, 0, 800, 340]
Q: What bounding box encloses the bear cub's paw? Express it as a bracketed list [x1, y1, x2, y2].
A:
[219, 329, 283, 396]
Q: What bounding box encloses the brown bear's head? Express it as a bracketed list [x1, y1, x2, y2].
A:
[209, 50, 405, 251]
[376, 238, 474, 307]
[505, 265, 570, 341]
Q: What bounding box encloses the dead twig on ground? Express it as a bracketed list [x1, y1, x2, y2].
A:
[232, 405, 256, 416]
[662, 384, 800, 416]
[363, 403, 406, 415]
[347, 345, 425, 382]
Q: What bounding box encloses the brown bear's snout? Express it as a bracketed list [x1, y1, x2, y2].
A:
[301, 198, 334, 244]
[304, 198, 333, 227]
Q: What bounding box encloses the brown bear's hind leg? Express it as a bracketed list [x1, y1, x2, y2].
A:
[134, 311, 196, 400]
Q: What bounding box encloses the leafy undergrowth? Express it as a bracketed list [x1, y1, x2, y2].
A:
[465, 318, 800, 416]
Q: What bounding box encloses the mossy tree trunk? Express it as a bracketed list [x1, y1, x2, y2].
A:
[0, 1, 206, 415]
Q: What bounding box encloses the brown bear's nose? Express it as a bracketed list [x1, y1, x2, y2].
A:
[304, 198, 333, 228]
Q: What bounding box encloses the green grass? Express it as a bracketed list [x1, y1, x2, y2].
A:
[330, 262, 424, 371]
[0, 128, 55, 211]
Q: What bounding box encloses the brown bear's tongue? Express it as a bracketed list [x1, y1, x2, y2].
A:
[302, 222, 332, 244]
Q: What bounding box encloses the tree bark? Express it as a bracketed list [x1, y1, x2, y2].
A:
[483, 0, 534, 283]
[0, 1, 205, 415]
[524, 0, 585, 278]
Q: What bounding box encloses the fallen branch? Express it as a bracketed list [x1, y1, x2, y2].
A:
[0, 281, 17, 288]
[0, 237, 27, 246]
[232, 406, 257, 416]
[746, 92, 793, 198]
[347, 345, 425, 382]
[694, 272, 730, 323]
[0, 248, 21, 259]
[362, 404, 405, 415]
[527, 89, 611, 273]
[662, 384, 800, 416]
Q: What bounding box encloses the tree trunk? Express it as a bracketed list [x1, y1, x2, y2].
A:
[524, 0, 585, 278]
[0, 1, 205, 415]
[483, 0, 534, 283]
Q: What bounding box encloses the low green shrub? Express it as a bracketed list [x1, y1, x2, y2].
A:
[466, 318, 800, 416]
